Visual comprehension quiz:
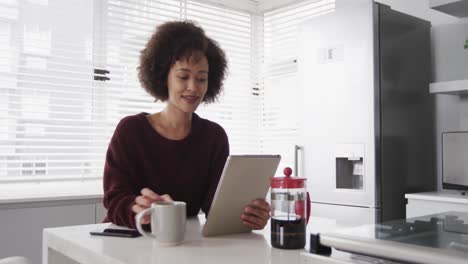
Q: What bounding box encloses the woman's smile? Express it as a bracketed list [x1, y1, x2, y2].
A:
[182, 95, 200, 104]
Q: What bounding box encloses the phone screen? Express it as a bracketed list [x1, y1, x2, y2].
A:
[104, 228, 141, 236]
[90, 228, 141, 238]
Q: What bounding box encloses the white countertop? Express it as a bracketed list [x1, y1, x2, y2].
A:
[405, 191, 468, 204]
[0, 181, 103, 204]
[43, 215, 348, 264]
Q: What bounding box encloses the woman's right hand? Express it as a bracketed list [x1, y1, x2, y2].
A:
[132, 188, 173, 224]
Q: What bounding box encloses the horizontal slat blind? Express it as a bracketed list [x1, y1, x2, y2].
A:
[261, 0, 335, 175]
[93, 0, 181, 130]
[1, 0, 258, 182]
[186, 0, 259, 154]
[86, 0, 181, 182]
[1, 0, 334, 183]
[0, 0, 97, 181]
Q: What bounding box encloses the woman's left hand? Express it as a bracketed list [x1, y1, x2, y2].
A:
[241, 199, 271, 230]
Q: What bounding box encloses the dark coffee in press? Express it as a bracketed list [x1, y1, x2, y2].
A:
[271, 217, 306, 249]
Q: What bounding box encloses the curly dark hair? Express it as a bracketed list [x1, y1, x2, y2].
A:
[138, 20, 227, 103]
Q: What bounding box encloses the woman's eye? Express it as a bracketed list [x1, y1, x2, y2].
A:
[197, 78, 207, 83]
[178, 76, 189, 80]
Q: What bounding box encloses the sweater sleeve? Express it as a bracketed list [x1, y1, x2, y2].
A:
[102, 121, 139, 229]
[201, 126, 230, 216]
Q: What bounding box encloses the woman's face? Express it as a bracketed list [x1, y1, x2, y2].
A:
[166, 54, 209, 114]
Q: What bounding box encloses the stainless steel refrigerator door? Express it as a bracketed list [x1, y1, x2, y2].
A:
[377, 3, 434, 221]
[298, 0, 377, 208]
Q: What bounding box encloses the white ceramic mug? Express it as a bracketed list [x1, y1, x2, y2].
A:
[135, 201, 186, 246]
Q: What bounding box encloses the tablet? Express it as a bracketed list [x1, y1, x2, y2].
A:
[202, 155, 281, 237]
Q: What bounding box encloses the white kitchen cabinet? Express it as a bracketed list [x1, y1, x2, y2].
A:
[0, 181, 105, 264]
[95, 202, 107, 224]
[0, 199, 103, 264]
[405, 191, 468, 218]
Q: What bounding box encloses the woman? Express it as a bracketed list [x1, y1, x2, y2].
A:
[103, 21, 270, 230]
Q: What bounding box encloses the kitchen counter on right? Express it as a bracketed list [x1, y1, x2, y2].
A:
[406, 191, 468, 218]
[301, 211, 468, 264]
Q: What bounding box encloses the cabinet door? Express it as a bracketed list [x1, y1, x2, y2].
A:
[0, 203, 95, 264]
[95, 202, 107, 224]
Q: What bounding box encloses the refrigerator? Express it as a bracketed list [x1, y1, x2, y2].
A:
[298, 0, 436, 225]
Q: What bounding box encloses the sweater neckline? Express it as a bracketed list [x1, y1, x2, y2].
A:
[139, 112, 199, 143]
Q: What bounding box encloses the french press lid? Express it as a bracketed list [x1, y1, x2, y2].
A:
[270, 167, 306, 189]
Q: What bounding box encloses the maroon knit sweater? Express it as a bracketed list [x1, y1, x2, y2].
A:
[103, 112, 229, 229]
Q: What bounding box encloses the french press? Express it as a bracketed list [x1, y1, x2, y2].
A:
[270, 167, 310, 249]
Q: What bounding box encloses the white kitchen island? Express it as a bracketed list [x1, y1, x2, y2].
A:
[45, 211, 468, 264]
[42, 213, 364, 264]
[43, 215, 312, 264]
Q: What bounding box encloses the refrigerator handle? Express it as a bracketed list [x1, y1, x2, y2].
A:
[294, 145, 302, 176]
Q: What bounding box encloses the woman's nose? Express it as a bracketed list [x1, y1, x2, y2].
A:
[187, 78, 198, 91]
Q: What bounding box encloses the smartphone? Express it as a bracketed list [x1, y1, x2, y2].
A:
[90, 228, 142, 238]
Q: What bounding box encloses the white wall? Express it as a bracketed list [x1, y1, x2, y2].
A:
[197, 0, 258, 12]
[257, 0, 299, 12]
[432, 22, 468, 190]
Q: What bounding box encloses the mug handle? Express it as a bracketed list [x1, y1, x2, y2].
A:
[135, 208, 156, 238]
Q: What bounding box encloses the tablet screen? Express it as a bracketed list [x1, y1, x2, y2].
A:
[202, 155, 281, 237]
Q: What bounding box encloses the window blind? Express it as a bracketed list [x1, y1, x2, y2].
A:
[0, 0, 97, 181]
[99, 0, 258, 164]
[261, 0, 335, 175]
[0, 0, 257, 182]
[1, 0, 333, 183]
[185, 0, 260, 154]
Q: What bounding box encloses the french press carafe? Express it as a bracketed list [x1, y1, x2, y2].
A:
[270, 167, 310, 249]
